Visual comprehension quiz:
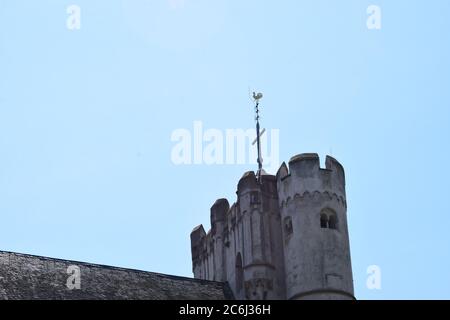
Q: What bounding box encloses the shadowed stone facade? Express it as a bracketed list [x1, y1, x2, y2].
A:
[191, 153, 355, 300]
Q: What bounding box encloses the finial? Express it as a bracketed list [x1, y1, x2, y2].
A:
[252, 92, 263, 102]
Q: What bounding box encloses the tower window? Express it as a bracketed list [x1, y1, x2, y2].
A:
[320, 209, 338, 230]
[320, 214, 328, 228]
[328, 214, 337, 229]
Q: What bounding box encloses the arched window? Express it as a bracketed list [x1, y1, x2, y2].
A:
[328, 214, 337, 229]
[235, 253, 243, 293]
[320, 209, 338, 230]
[320, 213, 328, 228]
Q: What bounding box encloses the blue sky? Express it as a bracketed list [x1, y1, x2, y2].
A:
[1, 0, 449, 299]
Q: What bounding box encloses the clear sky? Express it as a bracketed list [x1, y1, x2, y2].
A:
[1, 0, 449, 299]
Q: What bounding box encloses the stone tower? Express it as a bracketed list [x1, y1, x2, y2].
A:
[190, 153, 354, 300]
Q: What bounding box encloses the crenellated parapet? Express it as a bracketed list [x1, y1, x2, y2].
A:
[190, 224, 206, 278]
[191, 169, 285, 298]
[276, 153, 346, 209]
[191, 153, 354, 300]
[211, 198, 229, 234]
[190, 198, 231, 281]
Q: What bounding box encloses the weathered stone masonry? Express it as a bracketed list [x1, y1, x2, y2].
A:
[191, 153, 355, 300]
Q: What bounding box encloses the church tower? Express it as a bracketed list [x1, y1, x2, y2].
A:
[190, 94, 354, 300]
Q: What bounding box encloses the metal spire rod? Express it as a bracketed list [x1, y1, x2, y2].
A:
[252, 92, 263, 182]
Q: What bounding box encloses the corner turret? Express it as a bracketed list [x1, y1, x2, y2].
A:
[276, 154, 353, 300]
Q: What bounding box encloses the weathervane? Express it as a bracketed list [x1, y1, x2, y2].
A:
[252, 91, 264, 183]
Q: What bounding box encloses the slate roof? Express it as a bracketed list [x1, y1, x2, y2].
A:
[0, 251, 233, 300]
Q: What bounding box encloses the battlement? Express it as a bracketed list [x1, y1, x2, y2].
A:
[211, 198, 229, 230]
[190, 152, 354, 300]
[276, 154, 346, 206]
[237, 171, 259, 193]
[191, 154, 347, 271]
[190, 224, 206, 267]
[190, 170, 281, 282]
[278, 153, 344, 182]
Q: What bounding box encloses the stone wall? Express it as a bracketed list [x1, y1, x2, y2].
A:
[191, 153, 355, 300]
